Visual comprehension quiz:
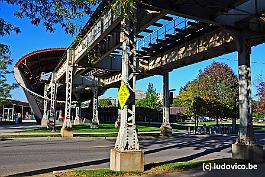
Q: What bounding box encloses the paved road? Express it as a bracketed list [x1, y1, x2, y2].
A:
[0, 133, 264, 176]
[0, 122, 40, 135]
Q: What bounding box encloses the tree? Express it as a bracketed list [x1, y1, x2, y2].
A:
[0, 0, 131, 103]
[136, 83, 161, 110]
[99, 98, 112, 107]
[198, 62, 238, 119]
[179, 62, 238, 121]
[2, 0, 99, 35]
[254, 81, 265, 118]
[2, 0, 132, 36]
[0, 44, 18, 104]
[0, 0, 100, 104]
[171, 96, 182, 107]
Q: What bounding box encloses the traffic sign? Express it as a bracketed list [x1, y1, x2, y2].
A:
[118, 80, 130, 109]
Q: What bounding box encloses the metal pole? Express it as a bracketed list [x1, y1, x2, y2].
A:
[21, 105, 24, 120]
[161, 72, 173, 136]
[163, 72, 170, 124]
[12, 104, 14, 121]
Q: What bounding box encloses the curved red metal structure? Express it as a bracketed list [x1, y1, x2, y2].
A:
[14, 48, 66, 122]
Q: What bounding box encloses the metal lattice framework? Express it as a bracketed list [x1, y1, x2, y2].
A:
[14, 1, 265, 159]
[63, 49, 74, 129]
[92, 86, 99, 125]
[49, 80, 57, 128]
[115, 3, 139, 151]
[42, 84, 48, 120]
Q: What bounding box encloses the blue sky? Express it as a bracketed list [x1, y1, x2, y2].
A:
[1, 2, 265, 102]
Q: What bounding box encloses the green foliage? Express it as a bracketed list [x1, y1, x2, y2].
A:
[21, 123, 166, 134]
[98, 98, 112, 107]
[0, 44, 18, 104]
[0, 18, 21, 36]
[172, 96, 182, 107]
[254, 80, 265, 117]
[71, 158, 246, 177]
[5, 0, 100, 35]
[3, 0, 135, 36]
[136, 83, 161, 110]
[75, 168, 141, 177]
[179, 62, 238, 118]
[253, 112, 265, 118]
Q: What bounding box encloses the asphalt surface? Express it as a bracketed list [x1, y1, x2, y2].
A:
[0, 124, 264, 177]
[0, 134, 241, 176]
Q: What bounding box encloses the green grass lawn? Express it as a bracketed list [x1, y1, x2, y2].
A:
[21, 123, 162, 133]
[22, 124, 118, 133]
[55, 158, 251, 177]
[21, 123, 187, 134]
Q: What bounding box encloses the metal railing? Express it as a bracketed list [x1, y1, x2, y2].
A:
[136, 16, 194, 51]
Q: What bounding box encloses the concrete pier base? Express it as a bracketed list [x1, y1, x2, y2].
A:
[110, 148, 144, 171]
[41, 118, 48, 127]
[232, 143, 264, 162]
[160, 124, 173, 136]
[90, 122, 99, 128]
[74, 117, 81, 125]
[60, 128, 73, 137]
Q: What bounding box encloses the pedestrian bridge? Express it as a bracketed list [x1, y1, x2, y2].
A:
[14, 0, 265, 171]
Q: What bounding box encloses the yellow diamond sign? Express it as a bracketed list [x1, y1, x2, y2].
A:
[118, 80, 130, 109]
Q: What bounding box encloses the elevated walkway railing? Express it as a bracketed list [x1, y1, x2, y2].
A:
[137, 16, 192, 51]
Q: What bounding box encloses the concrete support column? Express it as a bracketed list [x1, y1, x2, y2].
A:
[160, 72, 172, 136]
[232, 31, 263, 162]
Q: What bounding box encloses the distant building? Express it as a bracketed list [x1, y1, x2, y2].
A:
[0, 100, 32, 121]
[135, 90, 145, 99]
[170, 107, 184, 115]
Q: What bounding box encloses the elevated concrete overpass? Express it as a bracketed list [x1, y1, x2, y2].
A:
[15, 0, 265, 171]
